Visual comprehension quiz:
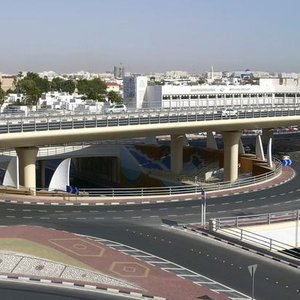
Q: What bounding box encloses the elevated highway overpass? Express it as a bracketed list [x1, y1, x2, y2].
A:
[1, 106, 300, 192]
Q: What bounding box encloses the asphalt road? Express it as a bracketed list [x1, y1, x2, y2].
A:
[0, 142, 300, 299]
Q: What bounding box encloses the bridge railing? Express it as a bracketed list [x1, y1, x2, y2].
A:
[36, 161, 281, 197]
[1, 105, 300, 134]
[215, 209, 299, 229]
[214, 226, 300, 259]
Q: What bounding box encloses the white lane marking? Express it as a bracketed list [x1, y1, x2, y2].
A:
[22, 216, 32, 219]
[150, 215, 159, 218]
[112, 217, 123, 219]
[221, 203, 229, 205]
[176, 207, 184, 209]
[6, 216, 16, 218]
[248, 199, 255, 202]
[131, 216, 142, 219]
[141, 209, 151, 211]
[124, 210, 134, 212]
[38, 210, 48, 212]
[159, 208, 168, 210]
[22, 209, 32, 212]
[7, 208, 15, 211]
[235, 201, 242, 203]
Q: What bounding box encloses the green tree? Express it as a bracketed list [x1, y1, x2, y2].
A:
[76, 78, 107, 101]
[107, 90, 121, 103]
[50, 77, 75, 94]
[16, 72, 49, 105]
[0, 82, 5, 105]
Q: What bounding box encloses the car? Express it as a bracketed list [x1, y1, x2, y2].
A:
[220, 107, 238, 118]
[106, 104, 127, 114]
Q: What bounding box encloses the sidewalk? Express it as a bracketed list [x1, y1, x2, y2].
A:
[0, 167, 294, 206]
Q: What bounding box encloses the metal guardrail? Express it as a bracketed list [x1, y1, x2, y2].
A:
[211, 209, 300, 260]
[215, 209, 299, 229]
[215, 227, 300, 259]
[32, 161, 281, 197]
[0, 105, 300, 134]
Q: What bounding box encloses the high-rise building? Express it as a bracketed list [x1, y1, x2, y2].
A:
[113, 65, 125, 79]
[123, 75, 148, 108]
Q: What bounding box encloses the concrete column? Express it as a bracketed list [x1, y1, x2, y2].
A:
[262, 128, 274, 150]
[40, 160, 46, 188]
[206, 131, 218, 150]
[16, 146, 38, 193]
[222, 131, 241, 182]
[255, 134, 265, 161]
[171, 134, 184, 174]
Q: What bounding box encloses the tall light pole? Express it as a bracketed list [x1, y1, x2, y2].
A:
[296, 210, 299, 248]
[248, 264, 258, 300]
[200, 189, 206, 228]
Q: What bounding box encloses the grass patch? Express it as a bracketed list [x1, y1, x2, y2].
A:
[0, 238, 98, 272]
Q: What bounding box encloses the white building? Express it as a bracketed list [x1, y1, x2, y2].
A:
[124, 76, 300, 109]
[38, 92, 104, 113]
[123, 76, 148, 108]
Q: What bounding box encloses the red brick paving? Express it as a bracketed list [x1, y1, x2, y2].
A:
[0, 226, 230, 300]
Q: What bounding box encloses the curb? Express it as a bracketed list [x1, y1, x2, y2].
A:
[0, 274, 166, 300]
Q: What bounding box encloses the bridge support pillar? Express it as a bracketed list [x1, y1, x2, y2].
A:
[222, 131, 241, 182]
[171, 134, 184, 174]
[262, 128, 274, 148]
[206, 131, 218, 150]
[16, 146, 38, 194]
[40, 160, 46, 188]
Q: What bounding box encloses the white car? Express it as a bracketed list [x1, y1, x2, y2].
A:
[220, 108, 238, 118]
[106, 104, 127, 114]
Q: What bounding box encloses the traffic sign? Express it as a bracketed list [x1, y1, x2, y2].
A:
[281, 159, 292, 166]
[248, 264, 258, 300]
[248, 264, 257, 277]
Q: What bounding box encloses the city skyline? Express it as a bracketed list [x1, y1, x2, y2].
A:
[1, 0, 300, 74]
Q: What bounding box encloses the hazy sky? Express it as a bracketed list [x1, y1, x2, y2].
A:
[1, 0, 300, 74]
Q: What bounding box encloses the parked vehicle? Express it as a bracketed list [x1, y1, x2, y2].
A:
[220, 107, 238, 118]
[106, 104, 127, 114]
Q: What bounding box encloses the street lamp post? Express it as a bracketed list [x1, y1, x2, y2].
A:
[200, 189, 206, 228]
[296, 210, 299, 248]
